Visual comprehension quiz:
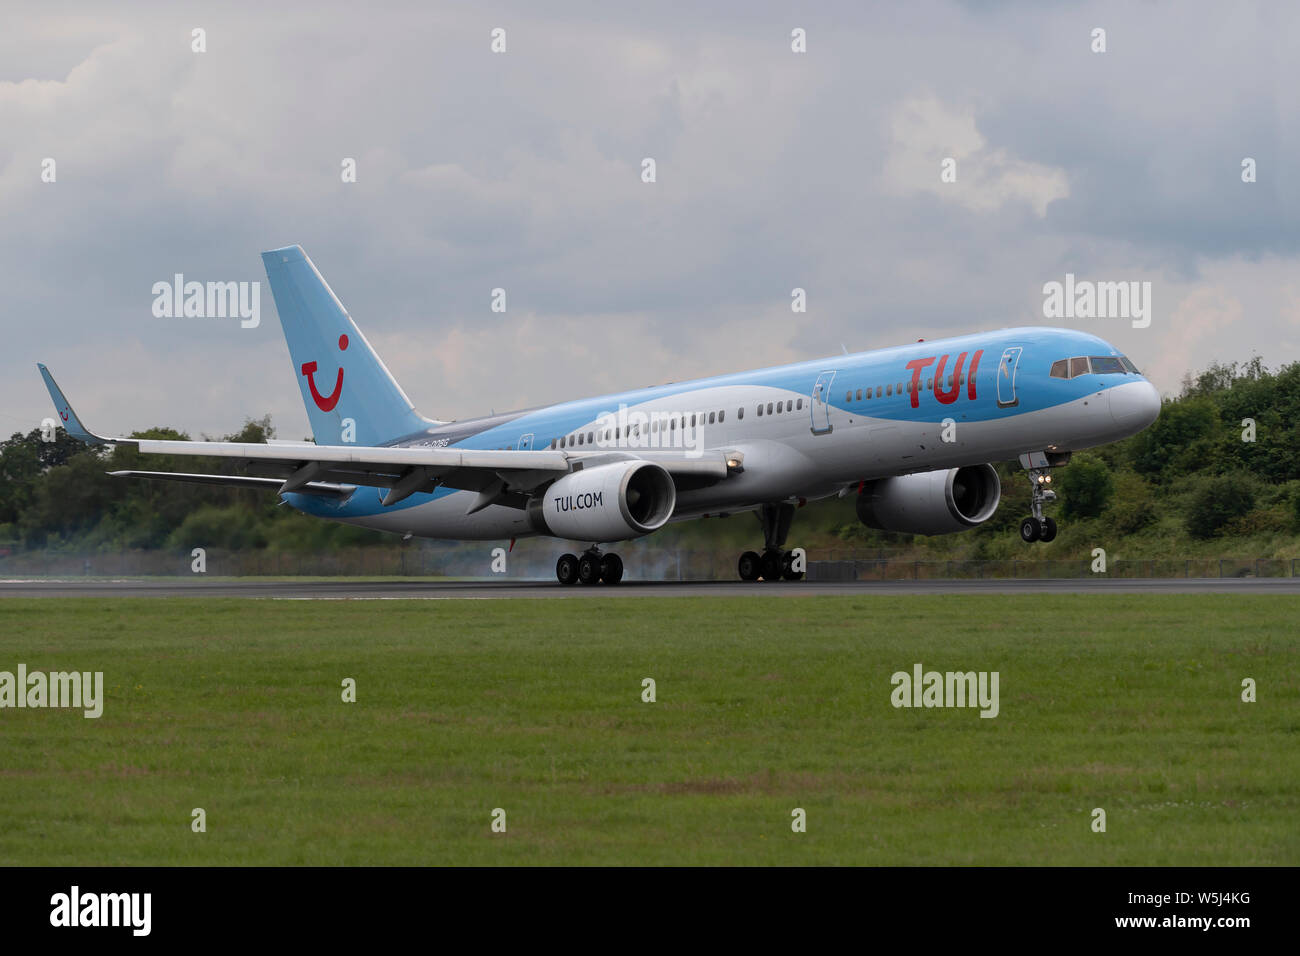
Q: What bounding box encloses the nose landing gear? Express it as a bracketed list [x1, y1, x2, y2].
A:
[1020, 468, 1058, 543]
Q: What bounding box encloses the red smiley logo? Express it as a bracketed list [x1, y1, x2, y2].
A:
[302, 334, 348, 412]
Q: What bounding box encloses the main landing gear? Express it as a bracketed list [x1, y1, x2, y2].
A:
[1020, 468, 1058, 543]
[556, 547, 623, 585]
[738, 502, 805, 582]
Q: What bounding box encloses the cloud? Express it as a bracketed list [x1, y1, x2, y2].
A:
[0, 1, 1298, 439]
[883, 95, 1069, 217]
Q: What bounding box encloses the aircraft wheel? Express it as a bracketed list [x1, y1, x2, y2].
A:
[738, 551, 761, 582]
[781, 550, 805, 581]
[556, 553, 579, 585]
[577, 554, 602, 585]
[1039, 517, 1058, 543]
[600, 553, 624, 584]
[760, 549, 784, 582]
[1019, 516, 1042, 543]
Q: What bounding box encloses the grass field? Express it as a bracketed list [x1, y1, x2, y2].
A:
[0, 595, 1296, 865]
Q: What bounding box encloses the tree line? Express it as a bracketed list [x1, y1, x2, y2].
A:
[3, 358, 1298, 556]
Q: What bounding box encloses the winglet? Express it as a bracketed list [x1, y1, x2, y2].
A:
[36, 364, 113, 444]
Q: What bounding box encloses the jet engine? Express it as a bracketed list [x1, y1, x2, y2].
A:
[856, 464, 1001, 535]
[530, 461, 677, 542]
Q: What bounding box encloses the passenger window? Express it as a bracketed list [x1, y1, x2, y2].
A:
[856, 388, 862, 401]
[587, 431, 594, 443]
[718, 410, 725, 423]
[886, 384, 892, 396]
[845, 390, 852, 402]
[797, 399, 803, 410]
[737, 407, 743, 420]
[767, 402, 774, 415]
[1050, 360, 1068, 379]
[876, 386, 882, 398]
[1070, 356, 1090, 378]
[690, 414, 696, 427]
[709, 412, 716, 424]
[757, 404, 763, 416]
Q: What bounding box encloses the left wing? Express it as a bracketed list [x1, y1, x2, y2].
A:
[40, 364, 732, 510]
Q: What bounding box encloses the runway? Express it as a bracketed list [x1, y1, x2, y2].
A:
[2, 577, 1299, 599]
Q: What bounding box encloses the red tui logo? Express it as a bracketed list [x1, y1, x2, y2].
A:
[904, 349, 983, 409]
[302, 334, 348, 412]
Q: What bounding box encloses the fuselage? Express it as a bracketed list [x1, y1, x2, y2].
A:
[286, 326, 1160, 540]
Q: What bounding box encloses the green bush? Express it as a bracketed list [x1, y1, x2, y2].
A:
[166, 505, 268, 551]
[1106, 472, 1155, 536]
[1185, 473, 1257, 540]
[1057, 456, 1114, 520]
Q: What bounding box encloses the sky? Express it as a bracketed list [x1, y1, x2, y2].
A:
[3, 0, 1299, 441]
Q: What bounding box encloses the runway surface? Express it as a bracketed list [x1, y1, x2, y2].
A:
[2, 577, 1299, 598]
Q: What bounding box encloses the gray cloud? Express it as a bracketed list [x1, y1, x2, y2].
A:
[2, 0, 1298, 442]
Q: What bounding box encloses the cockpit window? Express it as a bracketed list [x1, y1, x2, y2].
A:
[1089, 356, 1127, 374]
[1052, 354, 1141, 379]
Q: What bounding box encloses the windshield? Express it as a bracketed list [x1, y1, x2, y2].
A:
[1089, 356, 1127, 374]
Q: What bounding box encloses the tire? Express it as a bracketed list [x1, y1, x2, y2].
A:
[1019, 517, 1042, 543]
[600, 553, 624, 585]
[556, 553, 579, 585]
[760, 550, 783, 582]
[781, 551, 805, 581]
[1039, 517, 1057, 543]
[738, 551, 761, 582]
[577, 554, 602, 585]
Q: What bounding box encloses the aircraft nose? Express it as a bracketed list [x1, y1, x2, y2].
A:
[1109, 379, 1161, 430]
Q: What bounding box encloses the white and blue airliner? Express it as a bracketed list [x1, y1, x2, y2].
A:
[40, 245, 1160, 584]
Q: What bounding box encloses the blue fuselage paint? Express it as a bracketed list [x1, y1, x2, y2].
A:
[286, 326, 1158, 537]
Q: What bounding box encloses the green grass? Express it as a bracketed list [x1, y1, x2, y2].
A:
[0, 596, 1296, 865]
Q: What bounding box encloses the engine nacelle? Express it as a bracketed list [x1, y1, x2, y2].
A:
[856, 464, 1001, 535]
[530, 461, 677, 542]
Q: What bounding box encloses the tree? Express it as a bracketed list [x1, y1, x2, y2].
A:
[1128, 397, 1218, 480]
[1186, 473, 1256, 540]
[1057, 455, 1114, 519]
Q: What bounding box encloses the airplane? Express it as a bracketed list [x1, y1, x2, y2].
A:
[38, 244, 1161, 585]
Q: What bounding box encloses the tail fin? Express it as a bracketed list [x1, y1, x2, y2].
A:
[261, 245, 431, 445]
